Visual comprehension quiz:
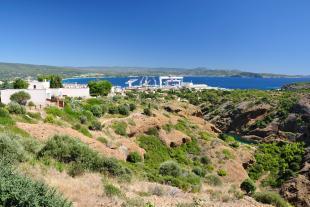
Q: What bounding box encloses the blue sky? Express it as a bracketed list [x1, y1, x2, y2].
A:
[0, 0, 309, 75]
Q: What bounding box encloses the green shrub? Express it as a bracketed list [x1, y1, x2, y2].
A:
[38, 135, 131, 177]
[44, 114, 56, 124]
[205, 175, 222, 186]
[146, 127, 159, 137]
[89, 120, 102, 131]
[112, 121, 127, 136]
[240, 178, 256, 195]
[248, 142, 305, 187]
[126, 152, 142, 163]
[79, 126, 92, 137]
[143, 108, 152, 116]
[219, 133, 235, 142]
[79, 115, 87, 124]
[104, 184, 122, 197]
[7, 102, 26, 114]
[68, 162, 85, 177]
[159, 161, 181, 177]
[28, 101, 35, 107]
[0, 108, 15, 126]
[129, 103, 136, 111]
[0, 108, 10, 117]
[192, 167, 206, 177]
[108, 105, 119, 114]
[0, 133, 26, 162]
[10, 91, 31, 105]
[200, 131, 213, 141]
[118, 105, 130, 116]
[90, 105, 102, 117]
[222, 149, 235, 160]
[97, 136, 108, 144]
[0, 162, 72, 207]
[217, 169, 227, 176]
[200, 156, 211, 165]
[27, 112, 41, 119]
[230, 141, 240, 148]
[253, 191, 290, 207]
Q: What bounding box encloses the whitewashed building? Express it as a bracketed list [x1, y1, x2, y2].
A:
[0, 80, 90, 106]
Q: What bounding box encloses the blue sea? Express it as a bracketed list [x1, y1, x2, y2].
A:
[63, 76, 310, 90]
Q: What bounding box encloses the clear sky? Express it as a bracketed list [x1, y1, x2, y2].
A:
[0, 0, 309, 75]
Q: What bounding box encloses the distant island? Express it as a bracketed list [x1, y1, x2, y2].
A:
[0, 62, 306, 80]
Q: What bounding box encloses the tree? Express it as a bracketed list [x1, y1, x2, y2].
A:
[13, 79, 29, 89]
[49, 75, 63, 88]
[88, 80, 112, 96]
[10, 91, 31, 105]
[240, 178, 256, 195]
[37, 75, 63, 88]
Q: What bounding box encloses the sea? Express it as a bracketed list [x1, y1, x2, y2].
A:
[63, 76, 310, 90]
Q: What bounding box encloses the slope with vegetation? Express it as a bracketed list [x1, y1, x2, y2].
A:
[0, 82, 284, 207]
[172, 83, 310, 207]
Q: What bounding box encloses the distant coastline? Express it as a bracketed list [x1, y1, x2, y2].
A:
[0, 62, 307, 80]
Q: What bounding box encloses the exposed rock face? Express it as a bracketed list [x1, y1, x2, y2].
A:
[280, 147, 310, 207]
[203, 94, 310, 144]
[282, 82, 310, 91]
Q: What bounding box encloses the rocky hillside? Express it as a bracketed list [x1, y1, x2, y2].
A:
[174, 85, 310, 207]
[0, 89, 289, 207]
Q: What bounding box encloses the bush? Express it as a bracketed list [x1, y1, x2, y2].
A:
[192, 167, 206, 177]
[90, 105, 102, 117]
[217, 169, 227, 176]
[68, 162, 84, 177]
[143, 108, 152, 116]
[112, 121, 127, 136]
[108, 105, 119, 114]
[44, 115, 56, 124]
[79, 115, 87, 124]
[159, 161, 181, 177]
[89, 120, 102, 131]
[248, 142, 304, 187]
[88, 80, 112, 96]
[146, 127, 159, 137]
[253, 191, 290, 207]
[97, 136, 108, 144]
[7, 102, 26, 114]
[200, 156, 211, 165]
[28, 101, 35, 107]
[240, 178, 256, 195]
[0, 133, 27, 163]
[10, 91, 31, 105]
[126, 152, 142, 163]
[104, 184, 122, 197]
[0, 162, 72, 207]
[13, 78, 29, 89]
[0, 107, 10, 117]
[230, 141, 240, 148]
[79, 126, 92, 137]
[129, 103, 136, 111]
[205, 175, 222, 186]
[38, 135, 131, 177]
[118, 105, 130, 116]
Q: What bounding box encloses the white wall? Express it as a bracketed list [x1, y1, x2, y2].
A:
[28, 80, 50, 90]
[0, 88, 90, 106]
[0, 89, 48, 105]
[62, 88, 90, 97]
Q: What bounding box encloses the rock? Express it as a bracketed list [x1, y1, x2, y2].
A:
[280, 147, 310, 207]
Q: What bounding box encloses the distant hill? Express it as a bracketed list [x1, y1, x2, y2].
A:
[0, 62, 305, 80]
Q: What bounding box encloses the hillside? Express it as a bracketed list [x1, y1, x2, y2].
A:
[0, 62, 304, 80]
[174, 85, 310, 207]
[0, 88, 295, 207]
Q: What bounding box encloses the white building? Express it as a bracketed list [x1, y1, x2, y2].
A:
[0, 80, 90, 106]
